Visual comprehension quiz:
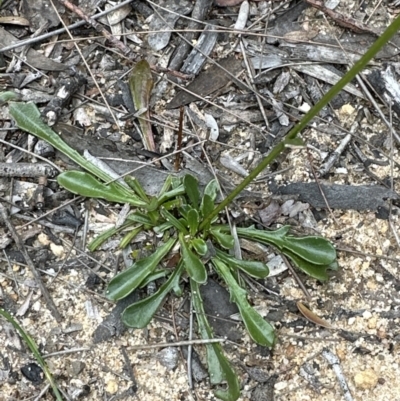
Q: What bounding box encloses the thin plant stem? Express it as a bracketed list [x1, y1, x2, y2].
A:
[200, 13, 400, 230]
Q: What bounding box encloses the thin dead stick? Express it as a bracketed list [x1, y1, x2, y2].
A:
[128, 338, 225, 350]
[187, 296, 194, 390]
[0, 163, 58, 178]
[0, 203, 62, 322]
[307, 149, 339, 226]
[321, 348, 353, 401]
[280, 254, 311, 301]
[175, 106, 184, 171]
[43, 347, 91, 359]
[0, 138, 62, 173]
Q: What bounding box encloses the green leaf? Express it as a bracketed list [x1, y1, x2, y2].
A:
[178, 204, 191, 220]
[284, 250, 333, 281]
[212, 259, 275, 347]
[200, 194, 214, 221]
[126, 211, 155, 226]
[236, 226, 336, 265]
[88, 222, 131, 252]
[129, 60, 156, 151]
[106, 238, 176, 300]
[0, 91, 19, 105]
[204, 179, 219, 201]
[184, 175, 200, 209]
[0, 308, 63, 401]
[122, 261, 184, 327]
[285, 236, 336, 265]
[160, 198, 182, 211]
[160, 207, 188, 234]
[210, 228, 234, 250]
[157, 185, 186, 206]
[158, 175, 172, 197]
[58, 171, 147, 207]
[124, 176, 149, 202]
[180, 233, 207, 284]
[215, 249, 269, 279]
[8, 101, 133, 197]
[191, 280, 240, 401]
[187, 208, 199, 236]
[119, 225, 143, 249]
[153, 221, 173, 233]
[139, 269, 169, 287]
[191, 238, 208, 256]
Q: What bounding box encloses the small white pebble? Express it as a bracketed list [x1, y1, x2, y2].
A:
[299, 102, 311, 113]
[274, 381, 288, 391]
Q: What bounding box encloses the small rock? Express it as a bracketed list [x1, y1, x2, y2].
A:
[105, 379, 118, 394]
[368, 316, 377, 329]
[157, 347, 179, 370]
[66, 360, 86, 377]
[50, 243, 65, 258]
[21, 363, 43, 384]
[354, 369, 378, 390]
[274, 381, 287, 391]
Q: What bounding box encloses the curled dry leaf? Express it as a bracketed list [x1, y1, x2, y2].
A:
[297, 301, 333, 329]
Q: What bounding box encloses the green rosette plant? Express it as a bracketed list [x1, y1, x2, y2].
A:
[6, 11, 400, 397]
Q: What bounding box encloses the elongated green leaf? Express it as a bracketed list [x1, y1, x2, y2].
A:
[191, 280, 240, 401]
[124, 176, 149, 202]
[88, 221, 133, 251]
[0, 91, 18, 104]
[212, 259, 275, 347]
[284, 250, 333, 281]
[119, 225, 143, 249]
[129, 60, 156, 151]
[126, 211, 155, 226]
[234, 225, 289, 241]
[180, 234, 207, 284]
[215, 249, 269, 279]
[160, 198, 182, 211]
[191, 238, 208, 256]
[284, 236, 337, 265]
[171, 176, 182, 189]
[0, 308, 63, 401]
[139, 269, 169, 288]
[210, 228, 234, 250]
[160, 207, 188, 234]
[236, 226, 336, 265]
[8, 101, 133, 197]
[158, 175, 172, 197]
[58, 171, 147, 207]
[204, 179, 219, 202]
[200, 194, 214, 221]
[122, 262, 184, 327]
[184, 175, 200, 209]
[153, 221, 173, 233]
[106, 238, 176, 300]
[187, 208, 199, 236]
